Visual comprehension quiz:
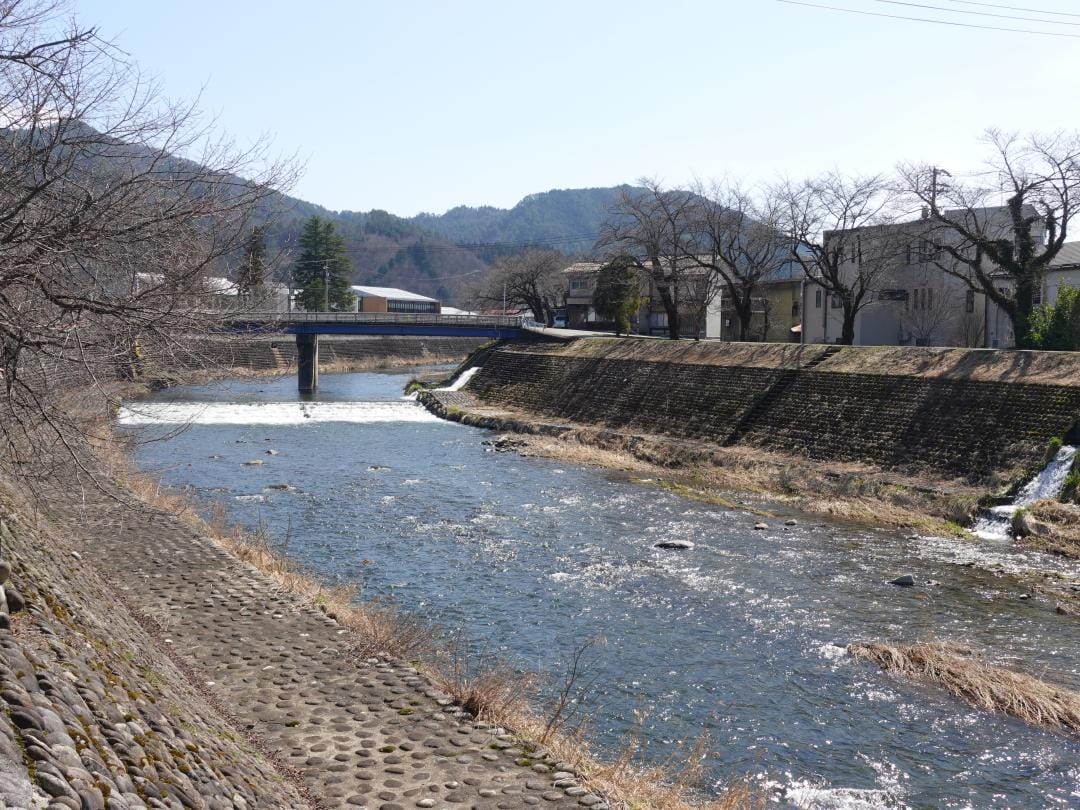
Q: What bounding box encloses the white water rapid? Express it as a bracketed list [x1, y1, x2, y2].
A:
[970, 444, 1078, 541]
[436, 365, 481, 392]
[117, 400, 443, 425]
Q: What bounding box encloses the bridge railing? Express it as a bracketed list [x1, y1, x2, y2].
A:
[230, 312, 529, 329]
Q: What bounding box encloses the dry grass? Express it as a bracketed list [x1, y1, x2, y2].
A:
[848, 641, 1080, 735]
[514, 425, 977, 536]
[1023, 500, 1080, 560]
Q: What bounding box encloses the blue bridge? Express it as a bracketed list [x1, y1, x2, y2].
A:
[225, 312, 534, 392]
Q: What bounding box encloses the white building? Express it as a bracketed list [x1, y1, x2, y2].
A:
[801, 208, 1078, 348]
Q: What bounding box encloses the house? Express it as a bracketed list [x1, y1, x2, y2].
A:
[799, 207, 1077, 348]
[349, 286, 440, 314]
[560, 259, 803, 340]
[1045, 242, 1080, 307]
[561, 260, 726, 337]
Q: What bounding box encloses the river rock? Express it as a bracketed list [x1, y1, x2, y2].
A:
[889, 574, 916, 587]
[654, 540, 694, 550]
[784, 519, 797, 526]
[243, 460, 263, 466]
[265, 483, 295, 491]
[753, 522, 768, 530]
[264, 449, 278, 455]
[0, 559, 10, 583]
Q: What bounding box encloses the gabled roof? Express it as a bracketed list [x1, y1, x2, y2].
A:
[350, 285, 439, 303]
[1050, 241, 1080, 269]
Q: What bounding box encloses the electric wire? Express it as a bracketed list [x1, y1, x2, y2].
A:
[776, 0, 1080, 36]
[940, 0, 1080, 18]
[873, 0, 1080, 25]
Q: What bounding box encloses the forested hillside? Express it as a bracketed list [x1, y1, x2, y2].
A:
[260, 186, 633, 305]
[64, 123, 633, 305]
[410, 186, 632, 254]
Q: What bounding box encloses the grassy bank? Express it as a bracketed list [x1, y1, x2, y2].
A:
[420, 392, 980, 538]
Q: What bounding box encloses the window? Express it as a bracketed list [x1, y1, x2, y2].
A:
[831, 293, 843, 309]
[1033, 286, 1042, 306]
[878, 289, 909, 304]
[570, 279, 589, 291]
[792, 299, 800, 316]
[911, 288, 934, 311]
[815, 289, 822, 309]
[965, 289, 975, 313]
[919, 240, 940, 263]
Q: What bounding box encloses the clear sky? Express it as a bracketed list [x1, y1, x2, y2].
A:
[75, 0, 1080, 216]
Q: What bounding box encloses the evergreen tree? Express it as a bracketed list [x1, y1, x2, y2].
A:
[292, 216, 355, 311]
[594, 255, 646, 336]
[1028, 286, 1080, 351]
[237, 225, 268, 306]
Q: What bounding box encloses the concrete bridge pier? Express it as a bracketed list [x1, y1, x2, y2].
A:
[296, 333, 319, 393]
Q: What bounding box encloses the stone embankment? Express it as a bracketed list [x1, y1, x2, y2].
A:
[455, 339, 1080, 488]
[0, 475, 598, 809]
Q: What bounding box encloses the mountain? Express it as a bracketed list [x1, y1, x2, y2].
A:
[21, 122, 630, 306]
[410, 186, 633, 255]
[262, 186, 635, 305]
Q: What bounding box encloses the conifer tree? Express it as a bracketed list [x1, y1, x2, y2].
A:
[292, 216, 355, 311]
[237, 225, 268, 306]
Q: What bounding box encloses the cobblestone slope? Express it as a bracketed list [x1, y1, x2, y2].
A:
[0, 479, 600, 809]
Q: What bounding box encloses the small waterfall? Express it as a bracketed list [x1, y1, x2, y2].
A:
[437, 366, 482, 392]
[971, 444, 1078, 541]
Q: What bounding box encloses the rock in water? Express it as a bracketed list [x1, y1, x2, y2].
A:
[753, 522, 769, 530]
[890, 574, 916, 587]
[655, 540, 695, 550]
[243, 460, 264, 466]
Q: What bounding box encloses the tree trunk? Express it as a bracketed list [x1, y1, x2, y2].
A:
[655, 285, 680, 339]
[839, 306, 857, 345]
[1011, 276, 1035, 349]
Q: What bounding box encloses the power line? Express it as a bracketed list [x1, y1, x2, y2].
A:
[874, 0, 1080, 25]
[776, 0, 1080, 36]
[940, 0, 1080, 18]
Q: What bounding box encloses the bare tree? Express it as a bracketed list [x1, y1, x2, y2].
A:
[899, 129, 1080, 348]
[781, 172, 903, 345]
[597, 179, 699, 339]
[690, 181, 792, 341]
[474, 249, 565, 323]
[897, 272, 960, 346]
[0, 0, 295, 481]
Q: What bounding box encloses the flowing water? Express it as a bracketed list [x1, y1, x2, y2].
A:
[121, 368, 1080, 809]
[971, 445, 1079, 542]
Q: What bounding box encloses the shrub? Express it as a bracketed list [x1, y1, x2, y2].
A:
[1027, 285, 1080, 351]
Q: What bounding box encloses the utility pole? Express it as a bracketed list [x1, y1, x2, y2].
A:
[502, 281, 507, 314]
[322, 259, 329, 312]
[930, 167, 951, 212]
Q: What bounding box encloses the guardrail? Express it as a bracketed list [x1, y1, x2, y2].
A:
[230, 311, 530, 329]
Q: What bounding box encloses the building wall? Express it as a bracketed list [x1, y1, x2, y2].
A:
[359, 296, 389, 313]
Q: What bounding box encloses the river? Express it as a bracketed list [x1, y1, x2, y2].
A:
[120, 367, 1080, 809]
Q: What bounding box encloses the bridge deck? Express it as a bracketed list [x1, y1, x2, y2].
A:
[226, 311, 532, 338]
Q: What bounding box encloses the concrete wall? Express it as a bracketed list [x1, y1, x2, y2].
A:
[466, 338, 1080, 484]
[164, 335, 489, 373]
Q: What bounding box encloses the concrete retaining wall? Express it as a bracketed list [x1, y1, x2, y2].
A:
[466, 339, 1080, 483]
[168, 335, 490, 373]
